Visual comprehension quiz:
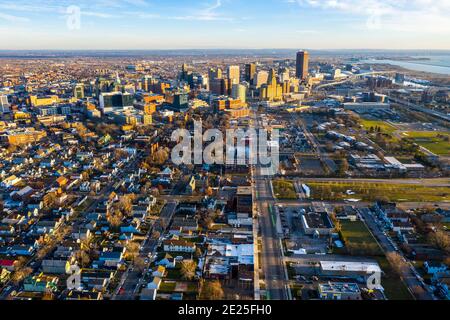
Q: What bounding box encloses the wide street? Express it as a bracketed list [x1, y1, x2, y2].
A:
[251, 109, 289, 300]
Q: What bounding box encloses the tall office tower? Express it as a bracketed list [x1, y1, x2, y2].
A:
[99, 92, 134, 113]
[296, 50, 310, 80]
[231, 83, 247, 103]
[260, 69, 283, 101]
[209, 68, 223, 91]
[282, 80, 291, 94]
[74, 84, 85, 99]
[141, 76, 153, 92]
[255, 71, 269, 88]
[268, 68, 277, 85]
[210, 78, 227, 96]
[0, 95, 10, 113]
[245, 63, 256, 84]
[181, 63, 190, 81]
[280, 67, 290, 83]
[173, 92, 189, 110]
[228, 65, 240, 85]
[209, 68, 223, 80]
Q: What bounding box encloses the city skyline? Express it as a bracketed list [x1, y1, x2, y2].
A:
[1, 0, 450, 50]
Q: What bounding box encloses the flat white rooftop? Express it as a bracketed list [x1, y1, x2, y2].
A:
[320, 261, 381, 273]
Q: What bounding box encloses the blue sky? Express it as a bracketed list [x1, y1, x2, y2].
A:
[1, 0, 450, 50]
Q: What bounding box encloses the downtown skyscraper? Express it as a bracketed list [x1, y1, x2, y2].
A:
[296, 51, 309, 80]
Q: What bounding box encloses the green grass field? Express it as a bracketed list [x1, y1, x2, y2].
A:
[361, 120, 397, 135]
[340, 221, 379, 245]
[272, 180, 297, 199]
[340, 222, 414, 300]
[376, 257, 415, 300]
[339, 220, 383, 256]
[308, 181, 450, 202]
[401, 131, 450, 156]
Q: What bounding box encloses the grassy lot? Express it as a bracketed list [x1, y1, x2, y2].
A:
[272, 180, 297, 199]
[159, 281, 177, 293]
[401, 131, 450, 156]
[339, 220, 383, 256]
[308, 181, 450, 202]
[340, 221, 378, 245]
[340, 222, 413, 300]
[361, 120, 397, 135]
[376, 257, 414, 300]
[166, 268, 182, 280]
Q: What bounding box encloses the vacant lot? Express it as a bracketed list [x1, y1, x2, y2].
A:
[308, 181, 450, 202]
[340, 221, 378, 245]
[339, 220, 383, 256]
[361, 120, 397, 135]
[401, 131, 450, 156]
[272, 180, 297, 199]
[339, 222, 413, 300]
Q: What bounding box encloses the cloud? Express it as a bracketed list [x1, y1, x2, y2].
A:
[172, 0, 234, 21]
[289, 0, 450, 33]
[0, 12, 30, 23]
[81, 11, 118, 18]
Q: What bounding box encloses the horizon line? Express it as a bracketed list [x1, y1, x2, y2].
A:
[1, 48, 450, 52]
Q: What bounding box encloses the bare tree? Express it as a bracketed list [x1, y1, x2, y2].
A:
[386, 252, 408, 276]
[428, 230, 450, 253]
[181, 260, 197, 280]
[11, 267, 33, 285]
[200, 280, 224, 300]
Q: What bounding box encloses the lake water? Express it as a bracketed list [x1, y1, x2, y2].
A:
[360, 55, 450, 75]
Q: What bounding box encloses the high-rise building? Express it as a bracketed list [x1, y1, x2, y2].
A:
[210, 78, 227, 96]
[395, 73, 405, 85]
[0, 95, 10, 113]
[231, 84, 247, 103]
[209, 68, 223, 80]
[142, 76, 154, 92]
[260, 69, 283, 101]
[245, 63, 256, 84]
[280, 67, 290, 83]
[296, 50, 310, 80]
[181, 63, 191, 81]
[74, 84, 85, 99]
[99, 92, 134, 113]
[228, 65, 240, 85]
[173, 92, 189, 110]
[255, 71, 269, 88]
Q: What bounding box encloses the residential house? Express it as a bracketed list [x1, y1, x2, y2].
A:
[140, 288, 157, 300]
[147, 277, 162, 290]
[0, 259, 17, 272]
[424, 261, 448, 275]
[156, 254, 176, 269]
[41, 259, 68, 274]
[152, 265, 166, 278]
[23, 274, 59, 293]
[163, 240, 196, 253]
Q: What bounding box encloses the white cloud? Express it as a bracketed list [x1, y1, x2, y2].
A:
[0, 12, 30, 23]
[290, 0, 450, 33]
[172, 0, 234, 21]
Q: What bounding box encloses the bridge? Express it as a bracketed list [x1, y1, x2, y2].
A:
[314, 71, 396, 90]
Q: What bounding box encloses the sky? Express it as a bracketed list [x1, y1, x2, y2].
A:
[0, 0, 450, 50]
